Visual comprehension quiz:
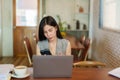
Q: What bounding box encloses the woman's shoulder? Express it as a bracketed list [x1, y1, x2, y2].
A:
[58, 38, 70, 44]
[37, 40, 48, 45]
[37, 40, 49, 50]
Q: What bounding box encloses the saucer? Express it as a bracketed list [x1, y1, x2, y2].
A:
[11, 73, 30, 78]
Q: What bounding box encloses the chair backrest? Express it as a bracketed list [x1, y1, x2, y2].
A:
[79, 35, 85, 44]
[73, 61, 106, 68]
[33, 33, 38, 43]
[23, 36, 33, 66]
[78, 38, 90, 61]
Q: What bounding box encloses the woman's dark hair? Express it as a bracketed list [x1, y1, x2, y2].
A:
[38, 16, 63, 41]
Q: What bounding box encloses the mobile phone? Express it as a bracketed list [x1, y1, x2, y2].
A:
[40, 49, 52, 55]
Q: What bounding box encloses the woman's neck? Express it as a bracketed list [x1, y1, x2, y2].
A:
[49, 37, 57, 44]
[49, 37, 57, 55]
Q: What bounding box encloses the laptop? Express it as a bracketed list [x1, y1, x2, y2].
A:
[33, 55, 73, 78]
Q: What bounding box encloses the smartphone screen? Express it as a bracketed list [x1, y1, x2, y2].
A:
[40, 49, 52, 55]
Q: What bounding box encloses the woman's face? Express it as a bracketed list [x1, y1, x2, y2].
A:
[43, 25, 57, 42]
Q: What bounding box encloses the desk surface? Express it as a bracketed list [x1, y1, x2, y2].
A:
[12, 68, 119, 80]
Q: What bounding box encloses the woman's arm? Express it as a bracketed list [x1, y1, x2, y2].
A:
[36, 45, 41, 55]
[66, 41, 71, 55]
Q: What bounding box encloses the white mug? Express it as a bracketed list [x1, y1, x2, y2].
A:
[14, 65, 27, 76]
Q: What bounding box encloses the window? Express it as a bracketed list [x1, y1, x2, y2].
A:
[13, 0, 39, 27]
[99, 0, 120, 32]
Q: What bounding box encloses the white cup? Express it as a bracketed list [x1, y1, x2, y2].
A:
[14, 66, 27, 76]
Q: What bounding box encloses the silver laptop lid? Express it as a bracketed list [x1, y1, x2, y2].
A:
[33, 55, 73, 78]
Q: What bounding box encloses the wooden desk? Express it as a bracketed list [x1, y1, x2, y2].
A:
[12, 68, 119, 80]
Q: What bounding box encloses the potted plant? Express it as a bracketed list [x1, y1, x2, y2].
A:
[56, 15, 67, 37]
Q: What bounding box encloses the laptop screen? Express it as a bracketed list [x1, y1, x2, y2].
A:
[33, 55, 73, 78]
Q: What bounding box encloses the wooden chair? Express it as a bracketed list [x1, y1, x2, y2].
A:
[33, 32, 38, 43]
[23, 36, 33, 66]
[79, 35, 85, 45]
[73, 61, 106, 68]
[78, 38, 90, 61]
[73, 38, 106, 68]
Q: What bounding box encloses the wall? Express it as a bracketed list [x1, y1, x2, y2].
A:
[92, 0, 120, 68]
[0, 0, 13, 56]
[0, 0, 2, 57]
[0, 0, 41, 57]
[43, 0, 75, 29]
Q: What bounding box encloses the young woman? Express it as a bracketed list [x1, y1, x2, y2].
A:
[36, 16, 71, 56]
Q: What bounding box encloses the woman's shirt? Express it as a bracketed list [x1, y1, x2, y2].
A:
[37, 38, 71, 55]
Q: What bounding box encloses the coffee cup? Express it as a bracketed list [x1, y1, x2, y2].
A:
[14, 65, 27, 76]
